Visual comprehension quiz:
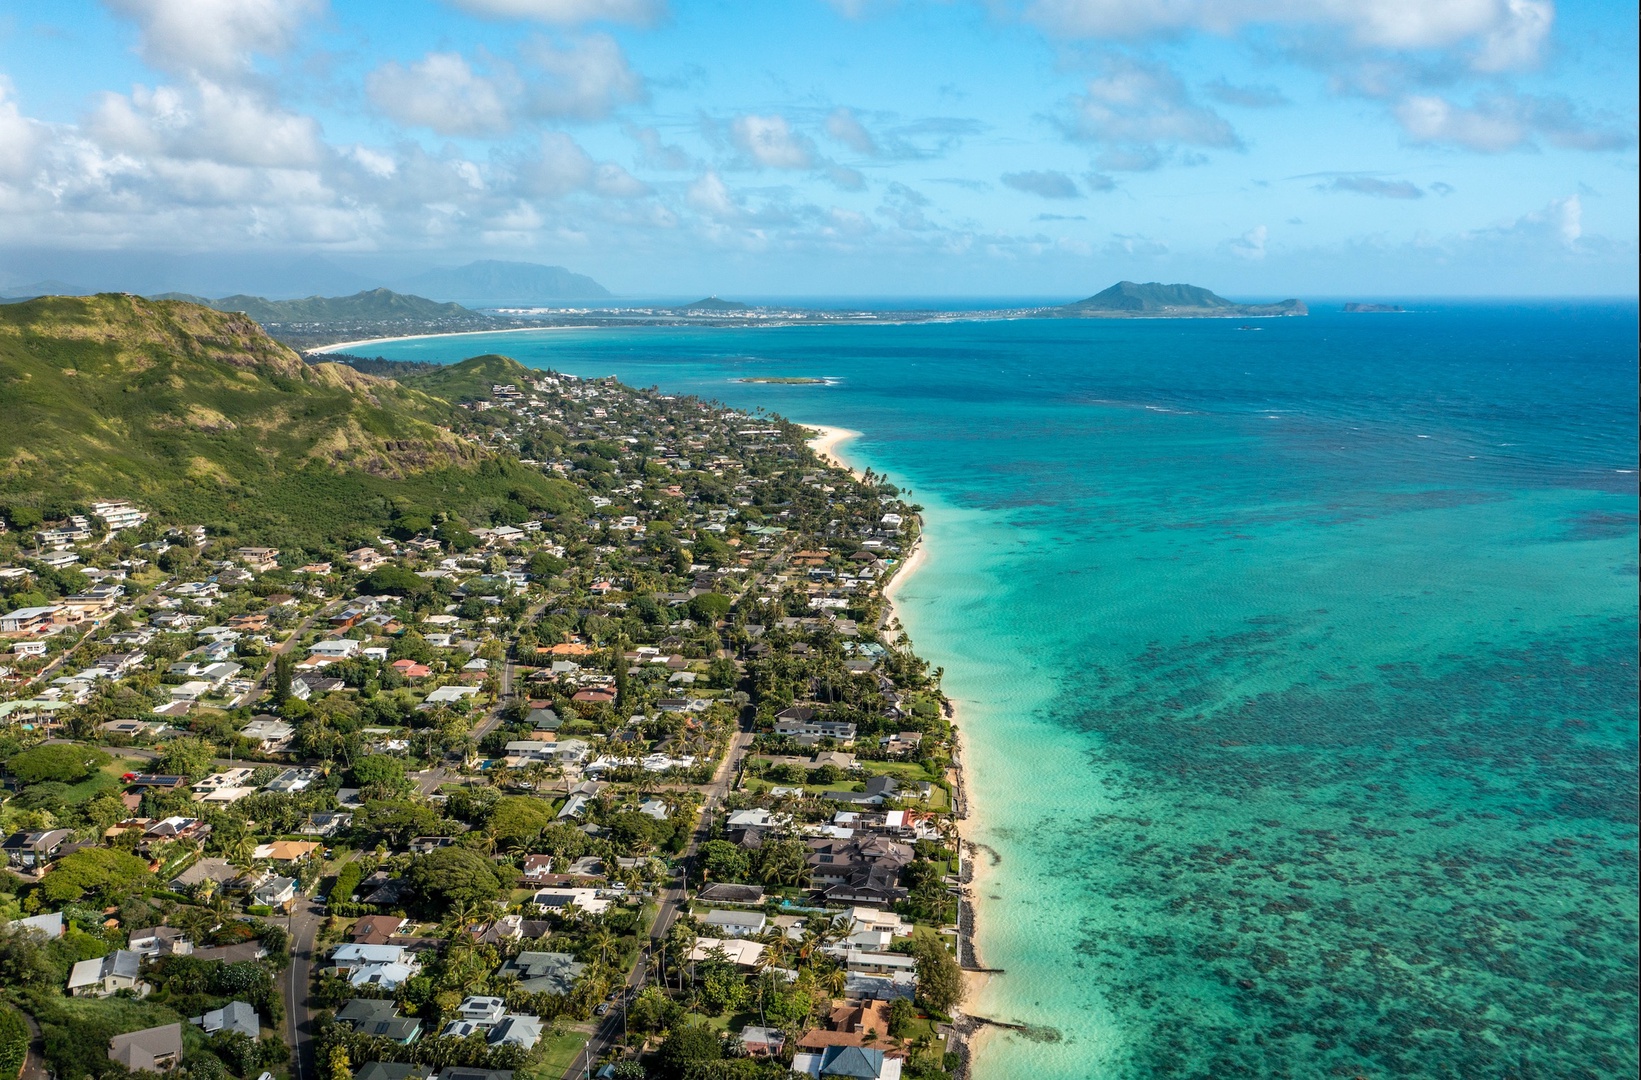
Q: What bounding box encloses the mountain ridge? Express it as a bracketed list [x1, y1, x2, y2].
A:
[395, 260, 610, 302]
[150, 287, 474, 323]
[0, 295, 582, 548]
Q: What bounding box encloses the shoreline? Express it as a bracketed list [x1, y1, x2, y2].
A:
[307, 301, 1312, 358]
[310, 324, 582, 354]
[801, 419, 991, 1076]
[801, 423, 865, 479]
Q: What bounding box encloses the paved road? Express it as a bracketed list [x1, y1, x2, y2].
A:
[561, 716, 754, 1078]
[282, 897, 324, 1080]
[233, 599, 346, 708]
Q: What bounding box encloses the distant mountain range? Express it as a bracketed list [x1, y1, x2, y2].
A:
[1056, 281, 1306, 318]
[0, 256, 609, 304]
[0, 279, 97, 301]
[683, 296, 752, 311]
[151, 287, 474, 323]
[395, 260, 610, 303]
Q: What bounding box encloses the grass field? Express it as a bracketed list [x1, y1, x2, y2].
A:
[59, 756, 144, 804]
[517, 1030, 591, 1079]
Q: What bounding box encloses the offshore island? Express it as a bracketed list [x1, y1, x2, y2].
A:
[0, 294, 973, 1080]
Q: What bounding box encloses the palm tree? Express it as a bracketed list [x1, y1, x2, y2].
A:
[231, 835, 258, 874]
[589, 928, 618, 969]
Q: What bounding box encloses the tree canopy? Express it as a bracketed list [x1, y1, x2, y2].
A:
[38, 847, 151, 904]
[7, 743, 110, 784]
[404, 846, 511, 912]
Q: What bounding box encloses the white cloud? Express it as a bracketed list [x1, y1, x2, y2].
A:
[1502, 192, 1580, 245]
[1022, 0, 1554, 71]
[445, 0, 663, 25]
[366, 54, 514, 136]
[626, 124, 694, 170]
[1204, 78, 1289, 108]
[1322, 174, 1423, 198]
[826, 165, 867, 190]
[105, 0, 324, 77]
[687, 171, 744, 222]
[1394, 92, 1633, 152]
[88, 80, 324, 169]
[366, 38, 642, 135]
[1229, 223, 1268, 259]
[825, 107, 879, 154]
[1060, 57, 1238, 167]
[731, 114, 816, 169]
[521, 34, 644, 120]
[517, 131, 647, 198]
[1001, 170, 1082, 198]
[0, 79, 46, 183]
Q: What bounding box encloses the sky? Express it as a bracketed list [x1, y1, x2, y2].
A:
[0, 0, 1636, 298]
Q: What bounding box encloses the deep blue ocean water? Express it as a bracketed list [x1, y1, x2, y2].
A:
[365, 304, 1639, 1079]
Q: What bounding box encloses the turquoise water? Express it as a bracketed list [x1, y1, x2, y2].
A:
[371, 305, 1639, 1078]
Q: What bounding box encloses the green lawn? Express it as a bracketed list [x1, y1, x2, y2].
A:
[517, 1030, 591, 1079]
[60, 756, 143, 804]
[860, 761, 940, 783]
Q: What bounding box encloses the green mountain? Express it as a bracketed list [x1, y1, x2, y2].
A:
[682, 296, 752, 311]
[1057, 281, 1306, 317]
[150, 287, 474, 323]
[0, 295, 582, 548]
[396, 260, 610, 302]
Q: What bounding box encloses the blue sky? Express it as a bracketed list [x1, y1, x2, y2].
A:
[0, 0, 1635, 297]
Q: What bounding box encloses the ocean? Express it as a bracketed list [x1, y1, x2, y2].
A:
[371, 303, 1640, 1078]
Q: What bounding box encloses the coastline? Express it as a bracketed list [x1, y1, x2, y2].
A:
[310, 324, 580, 354]
[802, 423, 865, 478]
[802, 419, 991, 1075]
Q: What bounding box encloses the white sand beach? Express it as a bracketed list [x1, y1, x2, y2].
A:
[802, 423, 865, 477]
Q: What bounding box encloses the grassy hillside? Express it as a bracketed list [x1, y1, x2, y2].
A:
[400, 354, 533, 404]
[0, 295, 583, 551]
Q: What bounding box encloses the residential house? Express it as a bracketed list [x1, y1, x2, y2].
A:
[68, 950, 144, 996]
[499, 951, 585, 995]
[252, 840, 321, 861]
[192, 1001, 260, 1038]
[7, 912, 64, 940]
[108, 1024, 183, 1073]
[336, 999, 423, 1044]
[240, 717, 295, 751]
[300, 812, 353, 837]
[170, 858, 238, 892]
[234, 547, 280, 571]
[251, 875, 299, 909]
[330, 943, 421, 989]
[358, 1067, 430, 1080]
[687, 938, 765, 969]
[349, 915, 408, 945]
[699, 909, 766, 938]
[791, 1046, 902, 1080]
[128, 926, 193, 958]
[696, 884, 766, 906]
[3, 828, 72, 869]
[737, 1026, 786, 1058]
[806, 836, 912, 905]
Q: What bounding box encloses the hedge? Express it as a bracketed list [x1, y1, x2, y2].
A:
[0, 1005, 28, 1080]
